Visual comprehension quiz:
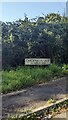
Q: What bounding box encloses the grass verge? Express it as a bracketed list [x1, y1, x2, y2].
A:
[1, 64, 68, 94]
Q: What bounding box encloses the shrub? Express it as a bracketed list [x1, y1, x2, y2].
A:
[62, 64, 68, 75]
[49, 64, 63, 77]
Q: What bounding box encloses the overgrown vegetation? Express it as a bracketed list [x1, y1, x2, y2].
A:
[1, 13, 68, 70]
[2, 64, 68, 94]
[1, 13, 68, 93]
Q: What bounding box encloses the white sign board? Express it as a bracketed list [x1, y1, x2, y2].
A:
[25, 58, 50, 65]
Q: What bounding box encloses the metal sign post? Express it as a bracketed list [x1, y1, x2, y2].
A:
[66, 1, 68, 17]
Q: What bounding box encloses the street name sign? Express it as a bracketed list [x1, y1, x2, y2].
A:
[25, 58, 50, 65]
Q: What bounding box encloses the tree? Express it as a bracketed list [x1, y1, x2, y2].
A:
[2, 13, 68, 69]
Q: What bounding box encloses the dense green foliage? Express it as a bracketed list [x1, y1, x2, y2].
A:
[2, 64, 68, 93]
[1, 13, 68, 69]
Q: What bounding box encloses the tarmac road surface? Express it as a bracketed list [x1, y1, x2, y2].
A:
[2, 77, 68, 119]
